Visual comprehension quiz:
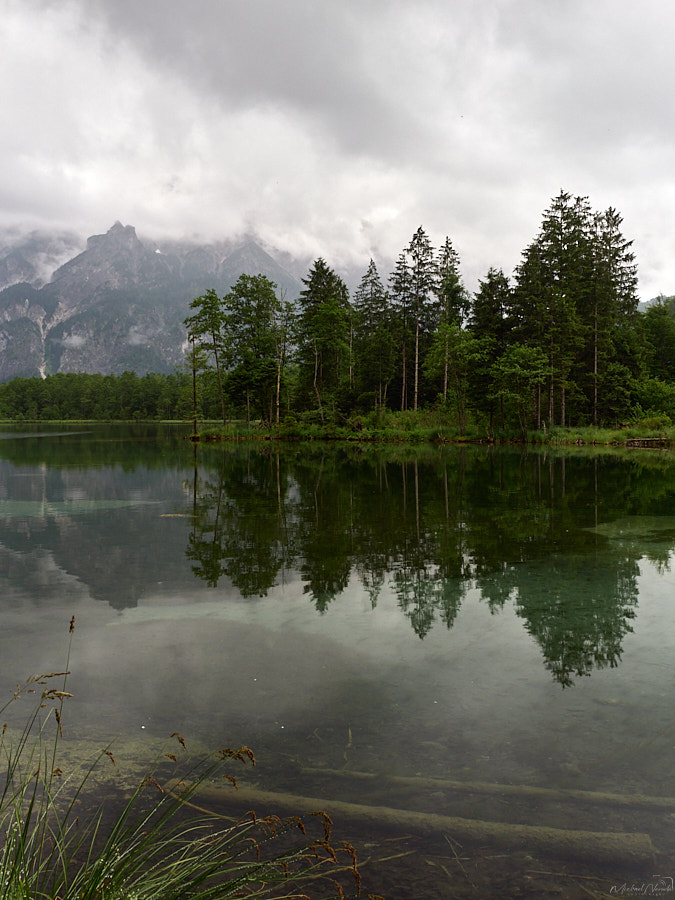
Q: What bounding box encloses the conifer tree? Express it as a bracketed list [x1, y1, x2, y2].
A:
[352, 259, 394, 409]
[433, 236, 468, 401]
[407, 227, 437, 410]
[512, 192, 589, 426]
[468, 267, 512, 432]
[586, 208, 639, 424]
[389, 252, 413, 411]
[295, 258, 351, 421]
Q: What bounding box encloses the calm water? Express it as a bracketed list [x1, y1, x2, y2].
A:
[1, 424, 674, 897]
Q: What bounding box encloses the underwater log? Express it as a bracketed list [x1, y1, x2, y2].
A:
[301, 766, 675, 811]
[173, 781, 655, 867]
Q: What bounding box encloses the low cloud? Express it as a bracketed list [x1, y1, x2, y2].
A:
[2, 0, 675, 298]
[61, 334, 86, 349]
[127, 325, 153, 346]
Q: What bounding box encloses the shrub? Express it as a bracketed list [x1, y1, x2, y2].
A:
[632, 414, 672, 432]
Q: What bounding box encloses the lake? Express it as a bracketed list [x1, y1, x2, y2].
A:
[1, 423, 674, 898]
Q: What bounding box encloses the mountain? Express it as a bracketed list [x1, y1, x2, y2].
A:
[0, 228, 84, 291]
[0, 223, 302, 382]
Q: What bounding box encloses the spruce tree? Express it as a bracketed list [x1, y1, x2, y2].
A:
[586, 208, 639, 423]
[434, 236, 468, 401]
[295, 258, 351, 421]
[468, 267, 512, 432]
[389, 252, 413, 411]
[407, 227, 437, 410]
[352, 259, 394, 409]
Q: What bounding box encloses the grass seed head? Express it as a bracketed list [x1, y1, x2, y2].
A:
[171, 731, 187, 750]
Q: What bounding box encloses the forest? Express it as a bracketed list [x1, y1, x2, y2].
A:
[2, 191, 675, 436]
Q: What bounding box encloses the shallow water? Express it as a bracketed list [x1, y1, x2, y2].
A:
[1, 424, 674, 897]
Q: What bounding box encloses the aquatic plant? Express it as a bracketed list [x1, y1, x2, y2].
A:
[0, 618, 369, 899]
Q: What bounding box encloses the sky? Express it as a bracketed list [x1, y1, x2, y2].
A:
[2, 0, 675, 298]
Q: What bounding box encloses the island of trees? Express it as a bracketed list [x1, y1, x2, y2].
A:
[2, 191, 675, 441]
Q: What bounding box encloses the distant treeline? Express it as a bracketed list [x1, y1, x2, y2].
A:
[0, 371, 193, 421]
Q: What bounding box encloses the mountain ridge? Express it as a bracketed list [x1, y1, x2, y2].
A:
[0, 223, 303, 382]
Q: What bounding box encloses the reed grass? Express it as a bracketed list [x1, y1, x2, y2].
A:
[0, 619, 371, 899]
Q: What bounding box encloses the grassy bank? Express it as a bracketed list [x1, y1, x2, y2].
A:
[1, 412, 672, 447]
[196, 410, 675, 447]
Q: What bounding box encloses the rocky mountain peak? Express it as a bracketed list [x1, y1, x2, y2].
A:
[86, 221, 139, 253]
[49, 222, 169, 303]
[0, 223, 304, 382]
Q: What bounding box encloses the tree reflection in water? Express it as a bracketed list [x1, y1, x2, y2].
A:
[184, 443, 673, 687]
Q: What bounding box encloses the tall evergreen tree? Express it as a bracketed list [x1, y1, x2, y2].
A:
[436, 237, 468, 326]
[537, 191, 590, 426]
[352, 259, 395, 409]
[468, 267, 512, 432]
[511, 191, 641, 427]
[295, 258, 351, 421]
[433, 236, 468, 402]
[407, 227, 437, 410]
[641, 297, 675, 382]
[585, 207, 639, 423]
[389, 252, 413, 411]
[512, 192, 590, 426]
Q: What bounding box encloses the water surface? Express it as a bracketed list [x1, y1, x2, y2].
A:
[1, 424, 673, 897]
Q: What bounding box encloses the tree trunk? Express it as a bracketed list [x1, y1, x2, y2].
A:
[349, 320, 354, 390]
[455, 371, 466, 436]
[413, 317, 420, 411]
[313, 339, 324, 424]
[212, 338, 226, 426]
[548, 361, 554, 426]
[191, 336, 199, 438]
[275, 354, 282, 431]
[593, 302, 599, 426]
[274, 320, 284, 432]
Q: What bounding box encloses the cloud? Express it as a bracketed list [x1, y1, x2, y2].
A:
[2, 0, 675, 298]
[127, 325, 155, 346]
[61, 333, 86, 349]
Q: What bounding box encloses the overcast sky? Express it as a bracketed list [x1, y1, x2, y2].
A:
[2, 0, 675, 297]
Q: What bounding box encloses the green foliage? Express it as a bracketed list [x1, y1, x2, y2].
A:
[352, 260, 395, 410]
[632, 376, 675, 420]
[631, 414, 672, 432]
[641, 296, 675, 382]
[511, 192, 639, 427]
[424, 323, 485, 436]
[184, 288, 232, 426]
[294, 259, 352, 421]
[223, 274, 287, 425]
[491, 344, 549, 436]
[0, 372, 193, 421]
